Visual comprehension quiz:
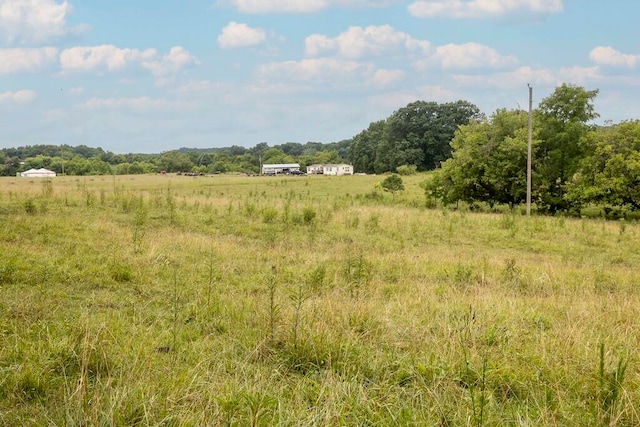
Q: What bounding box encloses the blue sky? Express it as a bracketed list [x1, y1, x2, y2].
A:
[1, 0, 639, 153]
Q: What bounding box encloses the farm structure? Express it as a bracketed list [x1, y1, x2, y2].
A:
[19, 168, 57, 178]
[307, 164, 353, 176]
[261, 163, 301, 175]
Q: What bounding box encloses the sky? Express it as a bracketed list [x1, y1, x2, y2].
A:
[1, 0, 639, 154]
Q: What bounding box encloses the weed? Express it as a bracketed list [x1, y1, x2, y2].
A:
[597, 343, 627, 425]
[289, 281, 310, 350]
[24, 199, 37, 215]
[302, 206, 317, 225]
[267, 266, 280, 345]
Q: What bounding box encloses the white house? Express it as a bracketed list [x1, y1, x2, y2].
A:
[262, 163, 300, 175]
[307, 164, 353, 176]
[20, 168, 56, 178]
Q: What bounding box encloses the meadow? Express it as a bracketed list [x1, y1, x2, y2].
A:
[0, 173, 638, 426]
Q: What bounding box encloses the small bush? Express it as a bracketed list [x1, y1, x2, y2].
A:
[302, 207, 316, 224]
[396, 164, 418, 176]
[24, 199, 37, 215]
[262, 207, 278, 223]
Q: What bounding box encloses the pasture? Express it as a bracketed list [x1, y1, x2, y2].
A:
[0, 173, 639, 426]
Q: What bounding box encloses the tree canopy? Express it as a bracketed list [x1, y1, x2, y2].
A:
[349, 100, 481, 174]
[425, 84, 610, 214]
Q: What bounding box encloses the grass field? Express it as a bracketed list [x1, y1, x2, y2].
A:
[0, 173, 639, 426]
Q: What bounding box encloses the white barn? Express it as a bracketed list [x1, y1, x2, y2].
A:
[20, 168, 56, 178]
[307, 164, 353, 176]
[262, 163, 300, 175]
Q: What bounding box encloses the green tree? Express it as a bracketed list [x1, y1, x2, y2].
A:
[349, 120, 385, 174]
[424, 109, 533, 208]
[381, 174, 405, 200]
[361, 100, 480, 173]
[535, 84, 599, 212]
[566, 121, 640, 210]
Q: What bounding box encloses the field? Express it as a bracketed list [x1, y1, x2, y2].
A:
[0, 173, 639, 426]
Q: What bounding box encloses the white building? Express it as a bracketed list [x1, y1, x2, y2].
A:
[307, 164, 353, 176]
[261, 163, 300, 175]
[20, 168, 56, 178]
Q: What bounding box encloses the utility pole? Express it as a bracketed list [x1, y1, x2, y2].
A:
[526, 85, 533, 216]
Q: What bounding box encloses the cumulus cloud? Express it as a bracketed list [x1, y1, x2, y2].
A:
[0, 0, 82, 44]
[0, 89, 37, 104]
[226, 0, 398, 13]
[0, 47, 58, 74]
[305, 25, 430, 58]
[59, 45, 197, 77]
[371, 69, 405, 86]
[218, 22, 266, 48]
[142, 46, 199, 76]
[60, 45, 156, 72]
[430, 42, 517, 69]
[408, 0, 563, 19]
[590, 46, 639, 68]
[452, 66, 556, 88]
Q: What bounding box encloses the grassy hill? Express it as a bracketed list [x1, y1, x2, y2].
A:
[1, 173, 638, 425]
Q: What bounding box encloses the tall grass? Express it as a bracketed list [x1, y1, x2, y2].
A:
[0, 173, 638, 425]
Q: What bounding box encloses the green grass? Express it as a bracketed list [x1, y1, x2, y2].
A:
[0, 173, 639, 425]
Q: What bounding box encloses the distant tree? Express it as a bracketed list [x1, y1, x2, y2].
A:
[350, 100, 480, 174]
[262, 148, 294, 165]
[350, 120, 385, 174]
[381, 174, 405, 200]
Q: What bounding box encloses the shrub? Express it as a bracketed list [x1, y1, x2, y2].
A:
[396, 164, 418, 176]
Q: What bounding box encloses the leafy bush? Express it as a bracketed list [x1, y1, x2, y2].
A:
[396, 164, 417, 176]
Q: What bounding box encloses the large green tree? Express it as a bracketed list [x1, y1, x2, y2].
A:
[535, 84, 599, 212]
[379, 100, 481, 172]
[350, 100, 480, 174]
[349, 120, 385, 174]
[566, 121, 640, 210]
[425, 109, 533, 207]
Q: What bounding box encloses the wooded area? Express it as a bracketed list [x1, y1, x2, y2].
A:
[2, 83, 639, 214]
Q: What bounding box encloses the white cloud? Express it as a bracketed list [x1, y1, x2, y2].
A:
[452, 66, 556, 88]
[59, 45, 196, 78]
[589, 46, 639, 68]
[227, 0, 399, 13]
[174, 79, 214, 96]
[408, 0, 563, 19]
[218, 22, 266, 48]
[142, 46, 198, 76]
[230, 0, 326, 13]
[0, 89, 37, 104]
[557, 66, 602, 85]
[60, 45, 156, 72]
[259, 58, 374, 84]
[371, 69, 405, 86]
[0, 47, 58, 74]
[305, 25, 430, 58]
[0, 0, 81, 44]
[83, 97, 170, 111]
[430, 42, 517, 69]
[458, 65, 602, 89]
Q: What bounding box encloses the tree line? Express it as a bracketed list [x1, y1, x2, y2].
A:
[424, 84, 640, 214]
[3, 84, 639, 213]
[0, 140, 350, 177]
